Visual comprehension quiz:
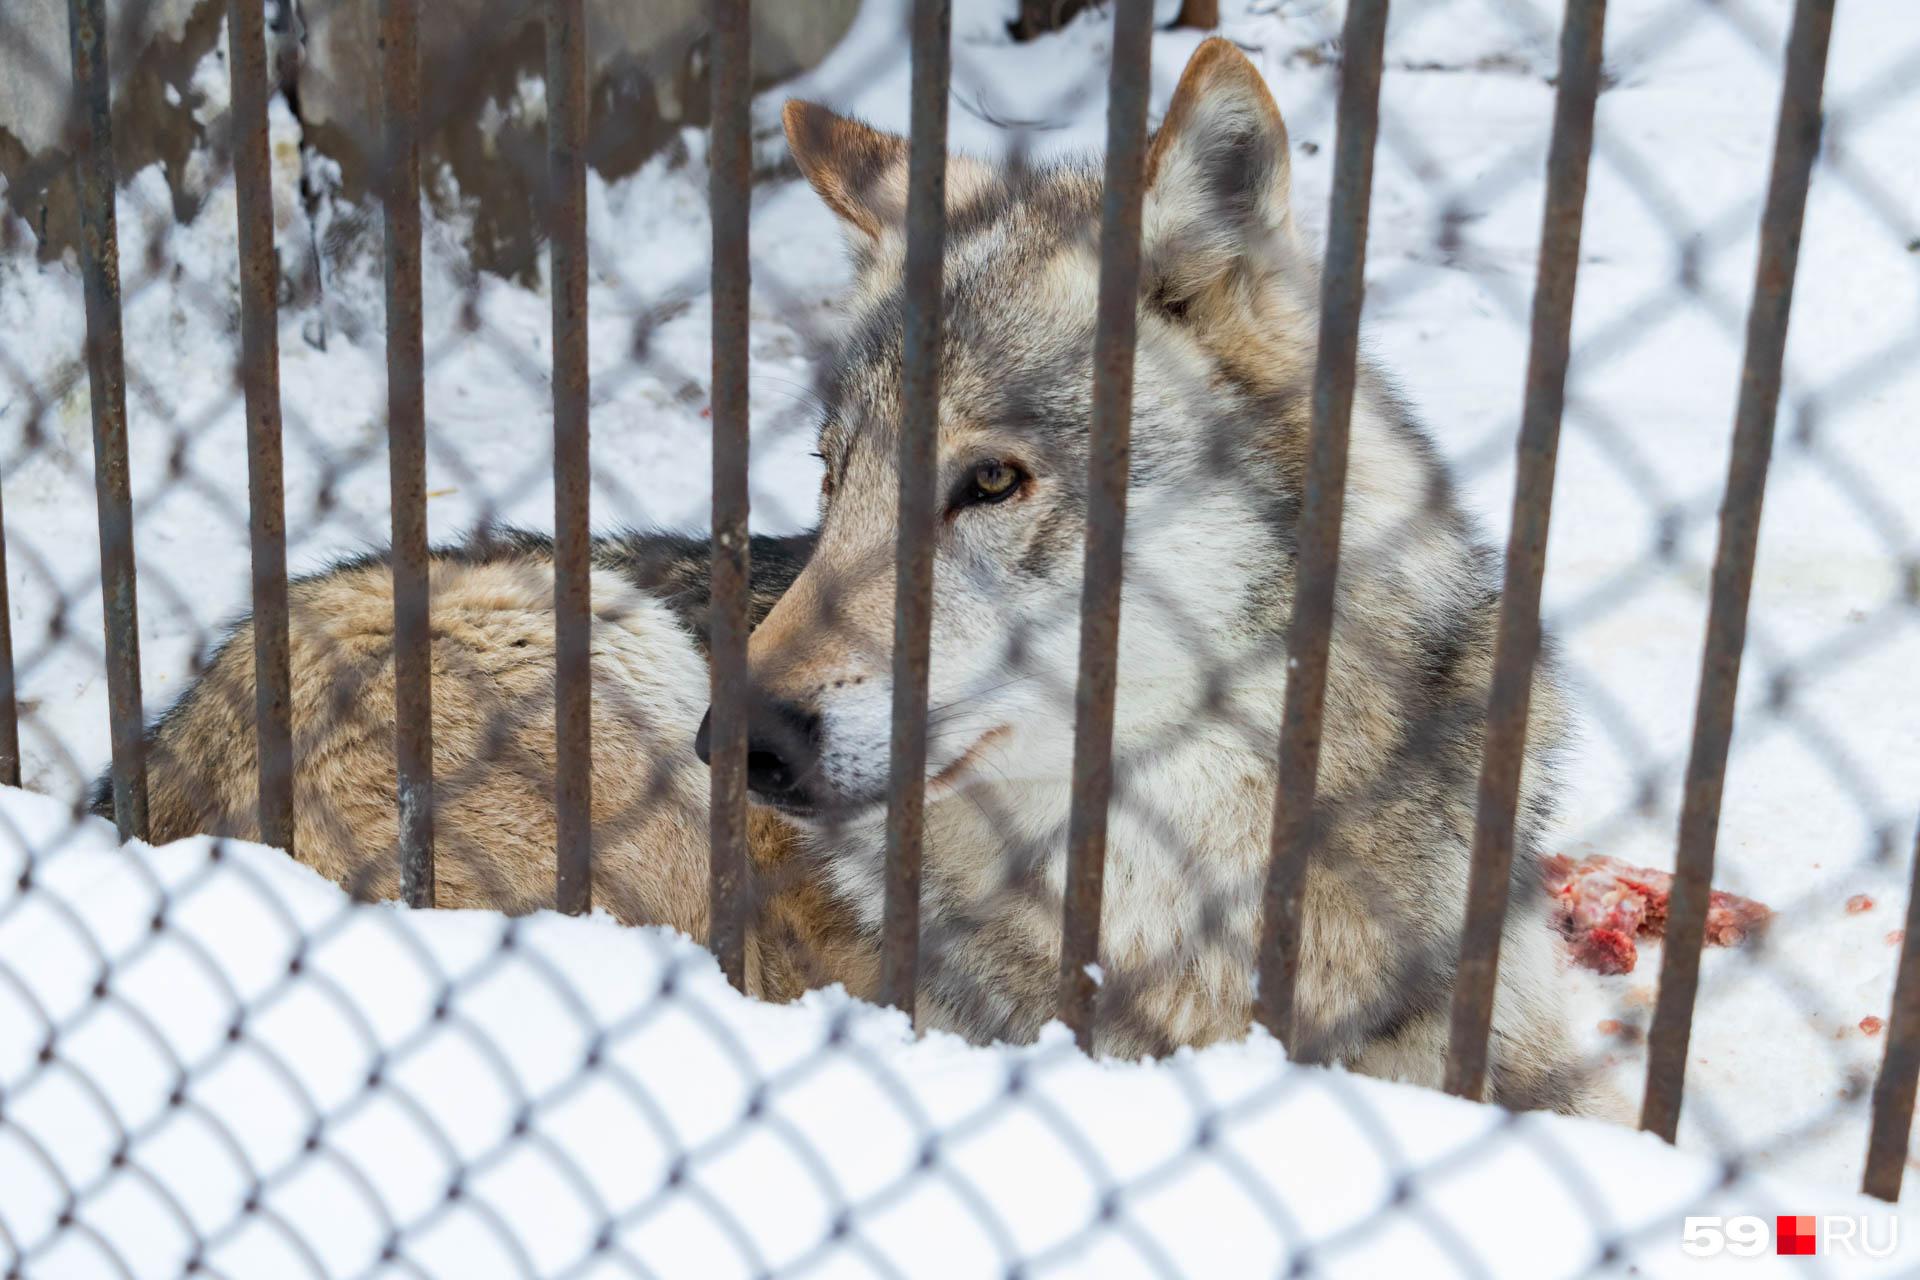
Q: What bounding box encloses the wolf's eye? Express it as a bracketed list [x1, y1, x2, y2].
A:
[956, 459, 1026, 510]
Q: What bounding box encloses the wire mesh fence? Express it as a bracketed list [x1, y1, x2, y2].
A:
[1, 0, 1918, 1274]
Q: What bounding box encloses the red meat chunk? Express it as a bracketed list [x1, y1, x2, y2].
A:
[1541, 853, 1772, 975]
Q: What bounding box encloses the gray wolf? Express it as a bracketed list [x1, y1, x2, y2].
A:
[103, 39, 1606, 1114]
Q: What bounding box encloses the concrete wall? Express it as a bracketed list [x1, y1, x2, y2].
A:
[0, 0, 858, 272]
[0, 0, 233, 246]
[296, 0, 860, 276]
[0, 0, 215, 153]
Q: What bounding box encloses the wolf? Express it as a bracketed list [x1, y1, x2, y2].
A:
[105, 39, 1606, 1113]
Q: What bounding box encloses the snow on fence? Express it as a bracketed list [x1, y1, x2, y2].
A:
[1, 0, 1917, 1274]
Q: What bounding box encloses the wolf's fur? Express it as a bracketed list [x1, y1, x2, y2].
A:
[104, 529, 873, 1003]
[106, 41, 1608, 1114]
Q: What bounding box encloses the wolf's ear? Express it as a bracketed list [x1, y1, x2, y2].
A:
[1143, 39, 1295, 290]
[783, 101, 910, 242]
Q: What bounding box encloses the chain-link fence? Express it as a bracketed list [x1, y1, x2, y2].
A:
[2, 0, 1918, 1274]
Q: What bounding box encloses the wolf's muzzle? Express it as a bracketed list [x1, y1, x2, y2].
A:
[694, 698, 824, 812]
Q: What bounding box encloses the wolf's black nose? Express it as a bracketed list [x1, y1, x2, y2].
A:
[694, 700, 822, 809]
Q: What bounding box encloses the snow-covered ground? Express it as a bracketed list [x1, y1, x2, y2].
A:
[1, 0, 1917, 1270]
[1, 784, 1913, 1278]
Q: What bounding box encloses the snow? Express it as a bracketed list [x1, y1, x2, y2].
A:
[1, 0, 1917, 1268]
[1, 783, 1913, 1278]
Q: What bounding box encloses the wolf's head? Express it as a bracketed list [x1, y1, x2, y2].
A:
[733, 39, 1337, 824]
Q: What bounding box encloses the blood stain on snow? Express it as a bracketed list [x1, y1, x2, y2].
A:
[1847, 894, 1875, 914]
[1888, 930, 1906, 946]
[1861, 1016, 1886, 1036]
[1595, 1018, 1644, 1044]
[1543, 853, 1771, 976]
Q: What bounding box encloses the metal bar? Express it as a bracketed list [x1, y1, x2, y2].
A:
[382, 0, 435, 907]
[1640, 0, 1834, 1141]
[548, 0, 592, 916]
[880, 0, 953, 1017]
[1442, 0, 1606, 1103]
[1057, 0, 1156, 1052]
[1255, 0, 1389, 1050]
[67, 0, 149, 842]
[707, 0, 752, 991]
[0, 481, 17, 789]
[229, 0, 294, 854]
[1865, 815, 1920, 1201]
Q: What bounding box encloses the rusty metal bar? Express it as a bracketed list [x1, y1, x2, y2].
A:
[880, 0, 953, 1017]
[229, 0, 294, 854]
[1057, 0, 1155, 1052]
[1641, 0, 1833, 1142]
[1254, 0, 1389, 1050]
[548, 0, 592, 916]
[382, 0, 435, 907]
[1866, 815, 1920, 1200]
[707, 0, 752, 991]
[1442, 0, 1606, 1103]
[0, 484, 17, 790]
[67, 0, 149, 842]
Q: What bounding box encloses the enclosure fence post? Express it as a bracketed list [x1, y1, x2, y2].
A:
[708, 0, 753, 991]
[67, 0, 149, 841]
[1254, 0, 1389, 1052]
[381, 0, 435, 907]
[1442, 0, 1607, 1103]
[880, 0, 954, 1017]
[1056, 0, 1156, 1052]
[1640, 0, 1834, 1142]
[548, 0, 593, 916]
[229, 0, 295, 854]
[1866, 815, 1920, 1200]
[0, 480, 18, 791]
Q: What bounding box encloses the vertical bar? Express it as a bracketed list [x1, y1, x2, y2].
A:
[1442, 0, 1606, 1103]
[382, 0, 434, 907]
[880, 0, 952, 1017]
[67, 0, 149, 842]
[1865, 816, 1920, 1201]
[0, 483, 18, 789]
[1056, 0, 1155, 1051]
[1640, 0, 1834, 1141]
[548, 0, 592, 915]
[707, 0, 751, 990]
[229, 0, 294, 853]
[1254, 0, 1389, 1049]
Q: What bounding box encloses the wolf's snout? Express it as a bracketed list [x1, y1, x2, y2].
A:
[693, 699, 823, 810]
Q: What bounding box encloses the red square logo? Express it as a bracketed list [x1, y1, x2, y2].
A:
[1777, 1215, 1817, 1256]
